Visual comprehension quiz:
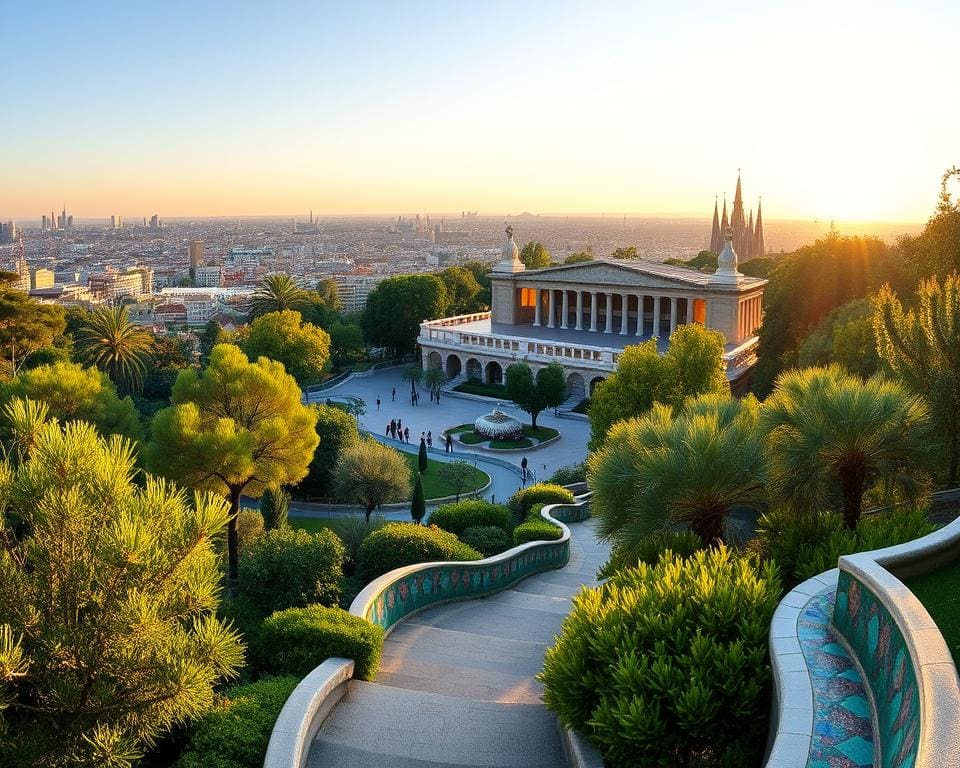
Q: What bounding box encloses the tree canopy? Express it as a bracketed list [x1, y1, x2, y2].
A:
[0, 287, 65, 377]
[438, 266, 486, 314]
[75, 306, 154, 395]
[295, 403, 360, 500]
[505, 361, 566, 429]
[610, 246, 638, 260]
[332, 437, 411, 522]
[239, 309, 331, 387]
[248, 274, 310, 320]
[361, 275, 449, 355]
[520, 241, 551, 269]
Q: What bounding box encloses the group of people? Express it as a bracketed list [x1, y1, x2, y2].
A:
[386, 418, 411, 443]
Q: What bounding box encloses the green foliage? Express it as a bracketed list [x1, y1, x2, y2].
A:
[239, 309, 331, 387]
[459, 525, 513, 556]
[507, 483, 575, 520]
[147, 344, 320, 584]
[248, 274, 310, 320]
[428, 499, 512, 535]
[328, 321, 365, 368]
[236, 508, 265, 553]
[665, 249, 717, 270]
[540, 547, 780, 768]
[546, 463, 586, 486]
[296, 403, 360, 500]
[504, 361, 566, 428]
[197, 320, 222, 365]
[874, 274, 960, 482]
[762, 366, 932, 529]
[175, 676, 299, 768]
[588, 324, 729, 448]
[563, 250, 593, 264]
[418, 438, 428, 473]
[597, 530, 705, 579]
[331, 436, 411, 521]
[0, 284, 65, 376]
[520, 241, 551, 269]
[143, 334, 194, 402]
[439, 265, 486, 314]
[436, 459, 485, 502]
[453, 380, 507, 397]
[259, 485, 290, 530]
[410, 474, 426, 524]
[897, 167, 960, 286]
[252, 605, 384, 681]
[589, 394, 764, 548]
[360, 274, 449, 355]
[329, 515, 386, 574]
[798, 298, 876, 373]
[239, 527, 345, 615]
[0, 360, 142, 442]
[610, 246, 638, 259]
[513, 516, 563, 545]
[75, 305, 154, 394]
[0, 397, 50, 464]
[0, 421, 244, 767]
[357, 523, 481, 583]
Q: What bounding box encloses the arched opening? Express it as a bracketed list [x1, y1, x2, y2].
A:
[566, 373, 586, 399]
[466, 358, 482, 382]
[485, 360, 503, 385]
[427, 351, 442, 369]
[589, 376, 606, 395]
[445, 354, 462, 379]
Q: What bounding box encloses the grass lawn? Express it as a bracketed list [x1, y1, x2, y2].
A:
[454, 424, 558, 450]
[905, 559, 960, 665]
[447, 424, 474, 434]
[453, 381, 508, 398]
[402, 452, 489, 499]
[459, 432, 486, 445]
[522, 425, 559, 441]
[288, 517, 340, 534]
[490, 438, 534, 449]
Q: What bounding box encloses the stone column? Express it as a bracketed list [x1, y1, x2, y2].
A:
[533, 287, 541, 327]
[652, 296, 661, 338]
[561, 290, 569, 329]
[620, 293, 630, 335]
[547, 289, 556, 328]
[575, 291, 583, 330]
[636, 294, 644, 336]
[669, 298, 678, 335]
[604, 292, 614, 333]
[589, 291, 598, 332]
[686, 297, 694, 324]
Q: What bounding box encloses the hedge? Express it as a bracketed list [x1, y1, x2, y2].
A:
[513, 517, 563, 545]
[251, 604, 384, 681]
[459, 525, 514, 557]
[507, 483, 575, 520]
[427, 500, 512, 535]
[357, 523, 482, 583]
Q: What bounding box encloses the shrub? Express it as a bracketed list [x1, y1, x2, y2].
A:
[540, 547, 780, 767]
[175, 676, 299, 768]
[330, 515, 386, 574]
[460, 525, 514, 556]
[252, 605, 384, 681]
[239, 527, 345, 615]
[357, 523, 482, 583]
[237, 508, 265, 553]
[508, 483, 575, 521]
[513, 517, 563, 545]
[547, 463, 587, 486]
[428, 499, 512, 535]
[597, 530, 705, 580]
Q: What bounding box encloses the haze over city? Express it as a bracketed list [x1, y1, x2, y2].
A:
[3, 0, 959, 222]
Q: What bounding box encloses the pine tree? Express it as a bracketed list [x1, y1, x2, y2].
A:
[260, 485, 290, 530]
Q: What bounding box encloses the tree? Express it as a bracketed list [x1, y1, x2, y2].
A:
[520, 241, 551, 269]
[402, 364, 423, 396]
[610, 246, 638, 259]
[588, 324, 728, 448]
[563, 250, 594, 264]
[146, 344, 319, 586]
[797, 298, 878, 378]
[439, 266, 485, 314]
[505, 361, 567, 429]
[761, 366, 931, 530]
[411, 474, 426, 525]
[239, 309, 331, 387]
[423, 366, 447, 400]
[874, 275, 960, 482]
[75, 306, 154, 394]
[418, 438, 429, 473]
[328, 321, 365, 368]
[0, 420, 243, 766]
[259, 485, 290, 530]
[0, 397, 50, 465]
[462, 261, 492, 306]
[296, 403, 360, 500]
[438, 460, 475, 502]
[0, 361, 142, 441]
[360, 275, 449, 355]
[0, 286, 65, 376]
[332, 437, 412, 522]
[197, 320, 222, 365]
[314, 277, 342, 312]
[588, 394, 764, 551]
[143, 334, 194, 402]
[897, 166, 960, 286]
[248, 274, 310, 320]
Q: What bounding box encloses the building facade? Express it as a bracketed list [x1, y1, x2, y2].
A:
[418, 226, 766, 398]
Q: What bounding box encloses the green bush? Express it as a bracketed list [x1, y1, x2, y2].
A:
[540, 547, 780, 767]
[597, 530, 705, 580]
[459, 525, 514, 556]
[428, 499, 512, 535]
[330, 515, 386, 574]
[546, 463, 587, 486]
[239, 527, 345, 615]
[513, 517, 563, 545]
[237, 509, 265, 553]
[252, 605, 384, 681]
[176, 676, 299, 768]
[357, 523, 482, 583]
[508, 483, 575, 521]
[753, 506, 935, 588]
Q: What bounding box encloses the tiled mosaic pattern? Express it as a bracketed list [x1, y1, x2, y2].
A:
[833, 571, 920, 768]
[800, 591, 876, 767]
[550, 503, 590, 524]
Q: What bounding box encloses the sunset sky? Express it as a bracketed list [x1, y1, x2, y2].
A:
[3, 0, 958, 222]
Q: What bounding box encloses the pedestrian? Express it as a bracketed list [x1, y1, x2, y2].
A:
[392, 387, 396, 402]
[446, 432, 453, 453]
[521, 456, 528, 483]
[397, 418, 402, 433]
[404, 426, 410, 443]
[390, 419, 397, 439]
[376, 397, 381, 411]
[386, 422, 390, 436]
[427, 431, 432, 448]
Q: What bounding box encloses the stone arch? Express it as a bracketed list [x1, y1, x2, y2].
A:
[589, 376, 606, 395]
[566, 372, 586, 399]
[427, 351, 442, 369]
[485, 360, 503, 385]
[445, 354, 462, 379]
[465, 357, 482, 382]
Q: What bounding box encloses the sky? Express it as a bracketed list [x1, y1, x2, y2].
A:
[2, 0, 958, 222]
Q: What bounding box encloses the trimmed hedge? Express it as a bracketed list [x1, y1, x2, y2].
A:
[251, 604, 384, 681]
[428, 500, 512, 535]
[239, 526, 345, 616]
[459, 525, 513, 557]
[513, 517, 563, 545]
[175, 676, 299, 768]
[508, 483, 575, 520]
[546, 463, 587, 486]
[540, 547, 781, 767]
[357, 523, 482, 583]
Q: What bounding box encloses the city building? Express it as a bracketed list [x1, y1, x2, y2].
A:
[88, 266, 152, 303]
[193, 265, 222, 288]
[418, 226, 767, 398]
[709, 173, 765, 259]
[110, 215, 123, 229]
[334, 274, 385, 312]
[30, 268, 55, 289]
[1, 221, 16, 244]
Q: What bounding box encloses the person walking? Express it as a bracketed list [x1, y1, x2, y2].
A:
[426, 431, 433, 448]
[391, 387, 396, 402]
[446, 432, 453, 453]
[404, 426, 410, 443]
[386, 422, 391, 436]
[397, 418, 402, 433]
[521, 456, 528, 484]
[376, 397, 381, 412]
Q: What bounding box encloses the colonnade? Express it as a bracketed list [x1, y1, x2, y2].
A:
[530, 287, 696, 339]
[739, 295, 763, 340]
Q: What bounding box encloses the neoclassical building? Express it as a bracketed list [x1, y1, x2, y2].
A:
[419, 227, 766, 399]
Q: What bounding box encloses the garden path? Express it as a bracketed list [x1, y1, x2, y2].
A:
[306, 518, 609, 768]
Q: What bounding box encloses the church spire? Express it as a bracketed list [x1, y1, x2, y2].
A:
[720, 195, 728, 234]
[730, 171, 748, 258]
[746, 209, 754, 260]
[753, 198, 765, 257]
[710, 197, 721, 253]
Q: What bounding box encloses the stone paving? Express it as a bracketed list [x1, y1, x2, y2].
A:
[307, 519, 609, 768]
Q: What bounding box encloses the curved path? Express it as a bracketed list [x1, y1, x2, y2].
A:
[307, 519, 609, 768]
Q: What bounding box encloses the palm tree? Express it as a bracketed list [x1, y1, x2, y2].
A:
[588, 393, 765, 553]
[401, 364, 423, 397]
[75, 306, 153, 394]
[248, 274, 310, 320]
[423, 366, 447, 401]
[761, 366, 931, 530]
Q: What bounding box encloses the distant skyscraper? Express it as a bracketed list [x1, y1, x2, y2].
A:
[41, 214, 48, 231]
[67, 215, 73, 229]
[150, 214, 159, 228]
[708, 173, 764, 259]
[189, 240, 205, 270]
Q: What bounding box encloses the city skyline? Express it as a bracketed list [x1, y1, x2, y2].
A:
[2, 0, 958, 222]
